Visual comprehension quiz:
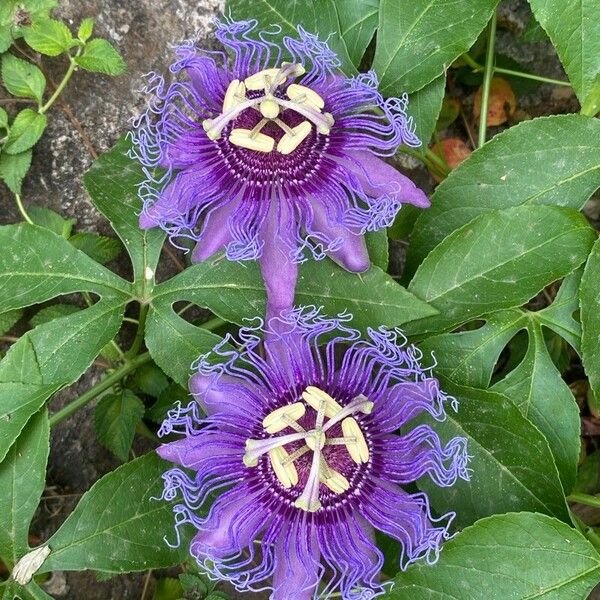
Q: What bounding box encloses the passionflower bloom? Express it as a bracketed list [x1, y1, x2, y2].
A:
[157, 308, 469, 599]
[131, 19, 429, 321]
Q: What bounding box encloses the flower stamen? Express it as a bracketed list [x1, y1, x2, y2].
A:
[262, 402, 306, 434]
[341, 417, 369, 464]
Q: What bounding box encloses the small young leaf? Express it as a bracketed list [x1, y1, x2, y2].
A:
[23, 18, 74, 56]
[28, 206, 75, 237]
[0, 309, 22, 336]
[1, 54, 46, 102]
[3, 109, 47, 155]
[75, 38, 126, 75]
[178, 573, 208, 596]
[69, 232, 122, 264]
[0, 106, 8, 129]
[77, 17, 94, 42]
[94, 390, 145, 462]
[29, 304, 80, 328]
[0, 149, 32, 194]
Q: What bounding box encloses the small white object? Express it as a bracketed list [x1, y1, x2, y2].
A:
[229, 129, 275, 152]
[222, 79, 247, 112]
[12, 546, 51, 585]
[144, 266, 154, 280]
[259, 97, 280, 119]
[277, 121, 312, 155]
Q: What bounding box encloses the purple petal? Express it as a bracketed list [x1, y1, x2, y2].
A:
[191, 199, 238, 262]
[310, 197, 370, 272]
[157, 431, 242, 470]
[347, 150, 430, 208]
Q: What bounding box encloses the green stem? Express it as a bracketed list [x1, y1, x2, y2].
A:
[201, 316, 226, 331]
[568, 492, 600, 509]
[462, 53, 570, 87]
[126, 303, 149, 358]
[14, 193, 33, 224]
[478, 11, 497, 148]
[39, 50, 81, 114]
[49, 352, 152, 427]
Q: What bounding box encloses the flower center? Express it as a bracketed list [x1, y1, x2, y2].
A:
[202, 63, 335, 155]
[244, 386, 373, 513]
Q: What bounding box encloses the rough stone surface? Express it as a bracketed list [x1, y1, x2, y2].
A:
[0, 0, 598, 598]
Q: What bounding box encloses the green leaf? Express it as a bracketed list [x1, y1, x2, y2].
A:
[94, 390, 145, 462]
[522, 14, 550, 43]
[365, 229, 388, 271]
[23, 18, 74, 56]
[75, 38, 126, 75]
[145, 294, 226, 388]
[0, 224, 131, 313]
[0, 309, 22, 335]
[389, 513, 600, 599]
[69, 232, 122, 264]
[2, 581, 55, 600]
[40, 453, 187, 573]
[0, 299, 125, 462]
[133, 362, 169, 398]
[151, 259, 438, 340]
[148, 383, 190, 423]
[418, 381, 569, 526]
[529, 0, 600, 104]
[405, 206, 595, 336]
[581, 237, 600, 402]
[406, 115, 600, 275]
[0, 27, 12, 54]
[1, 54, 45, 102]
[372, 0, 499, 94]
[406, 75, 445, 146]
[0, 150, 32, 194]
[226, 0, 356, 74]
[334, 0, 378, 67]
[0, 409, 49, 568]
[3, 109, 47, 155]
[28, 206, 75, 237]
[29, 303, 80, 327]
[492, 320, 580, 493]
[0, 107, 8, 129]
[83, 137, 165, 293]
[77, 17, 94, 43]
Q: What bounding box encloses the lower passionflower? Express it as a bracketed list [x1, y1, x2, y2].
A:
[157, 308, 470, 599]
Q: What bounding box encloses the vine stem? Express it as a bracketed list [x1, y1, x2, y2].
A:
[39, 50, 81, 115]
[14, 193, 33, 224]
[126, 303, 149, 359]
[569, 492, 600, 509]
[478, 11, 497, 148]
[48, 352, 152, 427]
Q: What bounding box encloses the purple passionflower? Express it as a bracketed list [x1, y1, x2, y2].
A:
[157, 307, 469, 599]
[131, 19, 429, 321]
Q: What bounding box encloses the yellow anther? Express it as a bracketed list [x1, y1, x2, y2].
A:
[222, 79, 247, 112]
[269, 446, 298, 488]
[316, 112, 335, 135]
[320, 467, 350, 494]
[262, 402, 305, 434]
[244, 68, 281, 90]
[306, 430, 326, 451]
[341, 417, 369, 464]
[277, 121, 312, 155]
[259, 97, 280, 119]
[281, 62, 306, 77]
[286, 83, 325, 110]
[302, 386, 343, 418]
[229, 128, 275, 153]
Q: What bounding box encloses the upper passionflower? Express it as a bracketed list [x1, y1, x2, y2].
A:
[131, 18, 429, 320]
[157, 307, 469, 600]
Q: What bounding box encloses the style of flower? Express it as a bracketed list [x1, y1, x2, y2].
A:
[157, 307, 469, 600]
[131, 19, 429, 321]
